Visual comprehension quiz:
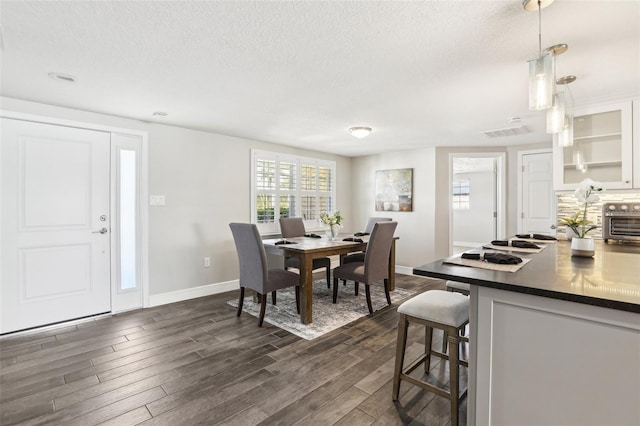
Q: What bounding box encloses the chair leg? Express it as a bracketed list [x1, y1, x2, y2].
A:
[442, 330, 449, 353]
[354, 282, 359, 296]
[449, 333, 460, 426]
[272, 291, 276, 305]
[326, 267, 331, 289]
[258, 293, 267, 327]
[295, 286, 300, 313]
[332, 277, 339, 303]
[425, 325, 433, 373]
[365, 285, 373, 314]
[392, 313, 409, 401]
[384, 278, 391, 306]
[236, 287, 245, 317]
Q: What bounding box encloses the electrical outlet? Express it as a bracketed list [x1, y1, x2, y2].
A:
[203, 257, 211, 268]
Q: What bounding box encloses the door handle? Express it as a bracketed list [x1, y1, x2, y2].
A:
[550, 224, 556, 230]
[92, 228, 108, 234]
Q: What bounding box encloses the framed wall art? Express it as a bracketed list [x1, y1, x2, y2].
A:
[375, 168, 413, 212]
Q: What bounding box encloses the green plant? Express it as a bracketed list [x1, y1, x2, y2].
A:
[559, 211, 591, 236]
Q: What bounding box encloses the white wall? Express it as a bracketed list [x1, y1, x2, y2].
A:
[351, 148, 437, 269]
[0, 96, 559, 302]
[1, 97, 352, 297]
[452, 170, 496, 245]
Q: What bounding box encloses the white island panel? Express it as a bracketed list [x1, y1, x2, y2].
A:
[473, 286, 640, 426]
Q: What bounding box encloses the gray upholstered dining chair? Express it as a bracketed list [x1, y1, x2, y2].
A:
[229, 223, 300, 327]
[332, 221, 398, 314]
[343, 217, 392, 264]
[340, 217, 393, 289]
[363, 217, 393, 234]
[279, 217, 332, 288]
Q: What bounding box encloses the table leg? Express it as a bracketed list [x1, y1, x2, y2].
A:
[299, 254, 314, 324]
[388, 239, 396, 291]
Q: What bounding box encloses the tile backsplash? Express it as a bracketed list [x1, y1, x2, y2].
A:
[556, 191, 640, 240]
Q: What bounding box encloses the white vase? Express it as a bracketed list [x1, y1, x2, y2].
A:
[571, 237, 595, 257]
[331, 225, 341, 240]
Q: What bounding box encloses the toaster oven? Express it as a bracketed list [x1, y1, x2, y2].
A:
[602, 202, 640, 243]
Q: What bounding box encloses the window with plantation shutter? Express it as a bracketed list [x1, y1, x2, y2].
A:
[251, 150, 336, 235]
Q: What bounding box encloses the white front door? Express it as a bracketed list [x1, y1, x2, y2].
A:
[1, 118, 111, 334]
[521, 151, 556, 235]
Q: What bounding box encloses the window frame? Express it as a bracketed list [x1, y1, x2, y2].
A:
[251, 149, 337, 235]
[452, 179, 470, 210]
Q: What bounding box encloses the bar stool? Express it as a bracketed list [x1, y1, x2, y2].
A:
[392, 290, 469, 426]
[443, 280, 471, 352]
[446, 280, 470, 295]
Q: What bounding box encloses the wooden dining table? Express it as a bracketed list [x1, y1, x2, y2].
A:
[263, 235, 397, 324]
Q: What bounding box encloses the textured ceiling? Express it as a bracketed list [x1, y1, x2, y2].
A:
[1, 1, 638, 157]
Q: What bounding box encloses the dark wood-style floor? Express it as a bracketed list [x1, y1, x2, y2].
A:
[0, 275, 468, 425]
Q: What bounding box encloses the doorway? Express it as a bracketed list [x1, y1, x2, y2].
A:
[449, 153, 506, 255]
[518, 149, 556, 235]
[1, 115, 147, 334]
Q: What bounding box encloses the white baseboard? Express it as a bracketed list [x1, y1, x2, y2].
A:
[453, 241, 483, 248]
[395, 265, 415, 276]
[149, 280, 239, 307]
[149, 265, 415, 308]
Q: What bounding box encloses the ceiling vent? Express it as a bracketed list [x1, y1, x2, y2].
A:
[482, 125, 530, 138]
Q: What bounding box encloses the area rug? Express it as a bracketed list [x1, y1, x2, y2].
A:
[227, 281, 415, 340]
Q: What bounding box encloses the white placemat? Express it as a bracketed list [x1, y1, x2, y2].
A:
[443, 254, 531, 273]
[482, 243, 546, 254]
[512, 237, 557, 244]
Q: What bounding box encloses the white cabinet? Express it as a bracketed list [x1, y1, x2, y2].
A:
[553, 101, 633, 190]
[634, 99, 640, 189]
[470, 285, 640, 426]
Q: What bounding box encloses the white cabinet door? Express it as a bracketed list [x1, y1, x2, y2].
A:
[634, 99, 640, 189]
[1, 118, 111, 334]
[553, 101, 633, 190]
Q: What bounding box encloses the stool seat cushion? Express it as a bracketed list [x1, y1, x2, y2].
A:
[398, 290, 469, 327]
[446, 281, 471, 292]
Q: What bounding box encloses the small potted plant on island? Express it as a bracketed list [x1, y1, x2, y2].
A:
[564, 178, 604, 257]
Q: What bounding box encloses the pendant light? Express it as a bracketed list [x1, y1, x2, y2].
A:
[524, 0, 556, 111]
[545, 45, 569, 133]
[546, 91, 565, 133]
[556, 75, 577, 147]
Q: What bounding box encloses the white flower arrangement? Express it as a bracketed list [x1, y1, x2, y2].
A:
[561, 178, 604, 239]
[319, 211, 343, 227]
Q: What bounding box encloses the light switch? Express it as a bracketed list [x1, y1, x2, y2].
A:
[149, 195, 166, 206]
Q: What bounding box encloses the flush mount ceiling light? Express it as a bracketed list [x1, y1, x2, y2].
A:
[349, 126, 372, 139]
[524, 0, 556, 111]
[48, 72, 77, 83]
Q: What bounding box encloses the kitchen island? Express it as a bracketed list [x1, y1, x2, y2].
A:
[414, 240, 640, 426]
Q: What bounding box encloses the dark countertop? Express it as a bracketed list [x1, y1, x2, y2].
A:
[413, 240, 640, 313]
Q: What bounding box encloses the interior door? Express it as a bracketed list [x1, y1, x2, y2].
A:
[1, 118, 111, 334]
[521, 152, 556, 235]
[452, 157, 497, 249]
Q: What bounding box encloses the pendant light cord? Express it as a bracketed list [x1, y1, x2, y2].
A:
[538, 0, 542, 56]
